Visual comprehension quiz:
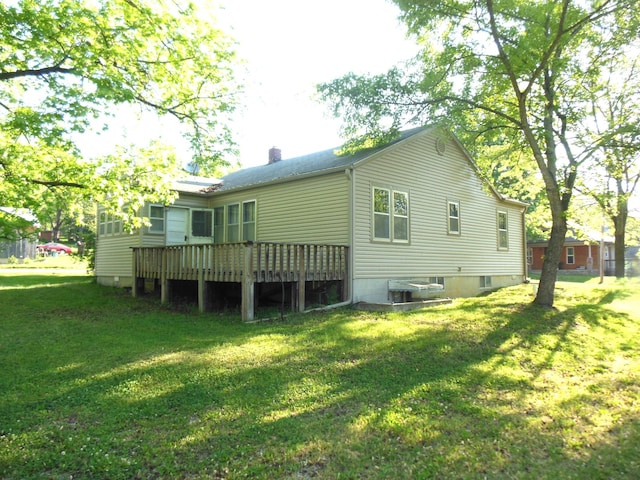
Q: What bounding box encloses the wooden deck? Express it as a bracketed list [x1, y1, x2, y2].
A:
[131, 242, 349, 321]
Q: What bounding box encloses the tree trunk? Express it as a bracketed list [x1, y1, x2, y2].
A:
[613, 196, 628, 278]
[51, 209, 63, 242]
[534, 211, 567, 308]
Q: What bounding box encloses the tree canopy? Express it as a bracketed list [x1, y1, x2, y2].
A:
[318, 0, 640, 306]
[0, 0, 240, 236]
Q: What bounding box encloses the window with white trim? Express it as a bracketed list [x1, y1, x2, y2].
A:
[497, 210, 508, 249]
[242, 201, 256, 241]
[566, 246, 575, 265]
[149, 205, 165, 234]
[372, 187, 409, 242]
[448, 201, 460, 234]
[191, 209, 213, 237]
[227, 203, 240, 242]
[480, 276, 492, 289]
[429, 276, 445, 289]
[213, 206, 224, 244]
[98, 212, 106, 236]
[98, 211, 124, 236]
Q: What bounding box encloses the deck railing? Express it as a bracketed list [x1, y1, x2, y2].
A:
[132, 242, 349, 321]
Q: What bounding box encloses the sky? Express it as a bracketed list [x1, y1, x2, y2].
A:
[216, 0, 419, 168]
[78, 0, 419, 170]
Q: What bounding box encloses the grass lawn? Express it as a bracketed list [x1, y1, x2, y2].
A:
[0, 271, 638, 479]
[0, 254, 88, 271]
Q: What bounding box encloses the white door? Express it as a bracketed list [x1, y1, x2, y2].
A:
[166, 207, 189, 245]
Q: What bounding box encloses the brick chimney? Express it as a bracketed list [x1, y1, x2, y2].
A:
[268, 146, 282, 164]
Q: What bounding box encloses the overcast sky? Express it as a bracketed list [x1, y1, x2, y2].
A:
[217, 0, 418, 167]
[77, 0, 418, 169]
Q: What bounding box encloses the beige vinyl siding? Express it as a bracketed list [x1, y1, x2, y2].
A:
[95, 231, 142, 283]
[209, 172, 350, 245]
[95, 195, 209, 283]
[353, 129, 525, 280]
[171, 194, 209, 209]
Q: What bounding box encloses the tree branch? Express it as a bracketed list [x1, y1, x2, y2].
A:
[30, 178, 87, 189]
[0, 64, 76, 81]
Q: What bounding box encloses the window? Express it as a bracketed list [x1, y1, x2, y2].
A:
[448, 201, 460, 234]
[393, 192, 408, 241]
[497, 211, 508, 249]
[373, 188, 390, 240]
[429, 276, 445, 288]
[566, 247, 575, 265]
[242, 201, 256, 241]
[527, 247, 533, 265]
[98, 211, 124, 236]
[148, 205, 165, 233]
[480, 276, 492, 289]
[213, 207, 225, 244]
[227, 203, 240, 242]
[106, 214, 113, 234]
[372, 187, 409, 242]
[98, 212, 106, 236]
[191, 210, 213, 237]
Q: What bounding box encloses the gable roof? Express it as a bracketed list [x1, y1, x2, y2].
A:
[217, 126, 427, 192]
[173, 125, 526, 208]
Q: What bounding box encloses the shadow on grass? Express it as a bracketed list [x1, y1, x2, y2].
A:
[1, 278, 638, 478]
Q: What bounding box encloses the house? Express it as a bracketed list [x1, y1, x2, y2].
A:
[0, 207, 39, 262]
[626, 246, 639, 276]
[527, 227, 615, 275]
[95, 126, 528, 319]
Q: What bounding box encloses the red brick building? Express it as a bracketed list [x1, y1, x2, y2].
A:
[528, 232, 615, 275]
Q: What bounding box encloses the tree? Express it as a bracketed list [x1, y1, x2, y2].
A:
[1, 0, 240, 232]
[576, 46, 640, 278]
[318, 0, 639, 307]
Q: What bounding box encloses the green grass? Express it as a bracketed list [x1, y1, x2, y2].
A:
[0, 272, 638, 479]
[0, 254, 88, 270]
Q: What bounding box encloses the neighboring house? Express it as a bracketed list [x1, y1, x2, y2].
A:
[527, 227, 615, 275]
[625, 246, 639, 277]
[95, 126, 528, 319]
[0, 207, 39, 261]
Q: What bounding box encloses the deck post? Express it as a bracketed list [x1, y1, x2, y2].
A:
[342, 247, 349, 302]
[197, 260, 206, 313]
[131, 249, 139, 298]
[241, 242, 255, 321]
[160, 247, 170, 304]
[298, 245, 306, 312]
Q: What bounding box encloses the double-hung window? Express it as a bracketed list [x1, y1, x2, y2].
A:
[448, 201, 460, 234]
[213, 206, 225, 244]
[149, 205, 165, 234]
[98, 212, 106, 236]
[226, 204, 240, 242]
[566, 247, 575, 265]
[497, 210, 508, 249]
[242, 201, 256, 241]
[372, 187, 409, 242]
